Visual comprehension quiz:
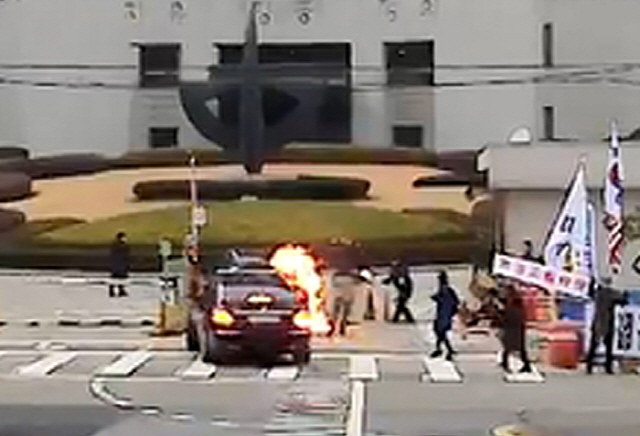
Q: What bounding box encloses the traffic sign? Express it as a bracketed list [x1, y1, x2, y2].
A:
[159, 239, 172, 258]
[193, 205, 207, 227]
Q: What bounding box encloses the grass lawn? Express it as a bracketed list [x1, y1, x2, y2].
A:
[37, 201, 470, 246]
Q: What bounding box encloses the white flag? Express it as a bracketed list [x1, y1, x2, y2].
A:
[543, 160, 590, 276]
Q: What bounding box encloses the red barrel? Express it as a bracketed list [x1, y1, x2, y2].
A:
[542, 322, 581, 369]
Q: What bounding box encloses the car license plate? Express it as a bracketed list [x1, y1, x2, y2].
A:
[249, 316, 280, 324]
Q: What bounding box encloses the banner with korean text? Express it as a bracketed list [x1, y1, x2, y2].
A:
[492, 254, 590, 299]
[613, 306, 640, 357]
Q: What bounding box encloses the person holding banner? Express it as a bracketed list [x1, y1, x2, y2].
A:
[586, 277, 628, 374]
[499, 284, 533, 374]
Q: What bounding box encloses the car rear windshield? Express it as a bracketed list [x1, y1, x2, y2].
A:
[217, 273, 288, 288]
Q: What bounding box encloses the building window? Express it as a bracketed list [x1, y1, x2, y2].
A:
[385, 41, 434, 86]
[393, 125, 423, 148]
[542, 23, 553, 67]
[138, 44, 181, 88]
[149, 127, 179, 148]
[543, 106, 554, 140]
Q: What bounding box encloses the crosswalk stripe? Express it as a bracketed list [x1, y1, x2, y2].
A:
[15, 352, 77, 377]
[266, 366, 300, 380]
[96, 350, 153, 377]
[504, 364, 545, 383]
[348, 355, 379, 381]
[179, 359, 217, 380]
[422, 357, 462, 383]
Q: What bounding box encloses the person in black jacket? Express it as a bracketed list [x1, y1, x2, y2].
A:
[430, 270, 460, 360]
[108, 232, 130, 297]
[383, 260, 415, 324]
[586, 276, 628, 374]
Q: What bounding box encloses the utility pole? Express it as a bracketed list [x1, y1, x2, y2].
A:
[188, 152, 199, 246]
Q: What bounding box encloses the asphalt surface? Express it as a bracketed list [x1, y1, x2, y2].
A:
[2, 267, 640, 436]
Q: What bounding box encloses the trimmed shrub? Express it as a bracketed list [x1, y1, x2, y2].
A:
[133, 176, 371, 201]
[0, 172, 32, 202]
[0, 208, 26, 232]
[0, 147, 29, 161]
[0, 154, 111, 180]
[436, 150, 479, 176]
[18, 217, 87, 236]
[114, 147, 437, 169]
[114, 149, 234, 169]
[412, 171, 487, 188]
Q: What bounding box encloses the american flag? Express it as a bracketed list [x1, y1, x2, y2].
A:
[603, 121, 625, 275]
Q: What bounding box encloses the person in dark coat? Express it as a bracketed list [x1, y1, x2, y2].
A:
[586, 276, 628, 374]
[498, 284, 532, 373]
[108, 232, 129, 297]
[430, 270, 460, 360]
[383, 260, 415, 324]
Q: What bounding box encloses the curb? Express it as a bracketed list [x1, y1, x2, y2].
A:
[0, 318, 156, 328]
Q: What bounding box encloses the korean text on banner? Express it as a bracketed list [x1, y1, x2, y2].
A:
[613, 306, 640, 357]
[492, 254, 590, 299]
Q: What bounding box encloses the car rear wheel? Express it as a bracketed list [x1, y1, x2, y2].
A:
[185, 319, 199, 352]
[201, 331, 227, 364]
[293, 344, 311, 365]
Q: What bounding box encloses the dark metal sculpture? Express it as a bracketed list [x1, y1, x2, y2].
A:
[179, 1, 350, 174]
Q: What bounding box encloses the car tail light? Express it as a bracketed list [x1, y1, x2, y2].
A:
[211, 308, 234, 327]
[293, 311, 313, 330]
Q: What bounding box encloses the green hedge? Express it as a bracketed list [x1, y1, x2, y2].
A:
[113, 147, 438, 169]
[13, 217, 88, 240]
[0, 208, 26, 233]
[133, 176, 371, 201]
[412, 171, 487, 188]
[0, 154, 111, 180]
[0, 147, 29, 161]
[0, 172, 32, 202]
[0, 236, 476, 272]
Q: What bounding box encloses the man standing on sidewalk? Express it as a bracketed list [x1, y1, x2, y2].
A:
[383, 260, 416, 324]
[108, 231, 129, 297]
[586, 276, 628, 374]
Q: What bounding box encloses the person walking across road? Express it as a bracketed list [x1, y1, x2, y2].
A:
[498, 284, 532, 373]
[383, 260, 416, 324]
[586, 276, 628, 375]
[108, 231, 130, 297]
[430, 270, 460, 360]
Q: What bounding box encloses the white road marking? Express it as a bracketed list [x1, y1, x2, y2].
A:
[502, 356, 545, 383]
[422, 357, 463, 383]
[346, 380, 366, 436]
[504, 366, 545, 383]
[348, 355, 379, 381]
[179, 359, 217, 380]
[15, 352, 77, 377]
[266, 366, 300, 380]
[96, 350, 153, 377]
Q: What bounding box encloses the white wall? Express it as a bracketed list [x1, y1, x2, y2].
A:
[2, 0, 640, 155]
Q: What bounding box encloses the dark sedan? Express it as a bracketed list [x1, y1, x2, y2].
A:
[186, 268, 312, 365]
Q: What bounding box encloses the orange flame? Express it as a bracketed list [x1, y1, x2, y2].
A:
[269, 244, 330, 334]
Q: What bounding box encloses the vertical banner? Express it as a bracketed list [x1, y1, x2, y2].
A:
[613, 306, 640, 357]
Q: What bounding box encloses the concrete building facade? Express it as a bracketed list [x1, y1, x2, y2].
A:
[1, 0, 640, 157]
